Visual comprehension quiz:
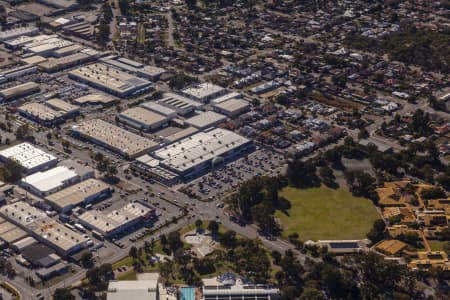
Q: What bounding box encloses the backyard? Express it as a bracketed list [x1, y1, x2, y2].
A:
[276, 185, 380, 241]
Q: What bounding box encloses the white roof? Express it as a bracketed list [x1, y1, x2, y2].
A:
[213, 98, 250, 114]
[182, 82, 225, 100]
[107, 280, 158, 300]
[21, 166, 78, 193]
[0, 142, 57, 171]
[79, 203, 151, 234]
[184, 111, 227, 129]
[154, 128, 250, 173]
[71, 119, 158, 157]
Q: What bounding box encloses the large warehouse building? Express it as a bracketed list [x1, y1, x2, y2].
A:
[0, 142, 58, 174]
[157, 93, 203, 116]
[0, 82, 40, 101]
[78, 202, 155, 238]
[118, 107, 169, 132]
[150, 128, 253, 180]
[20, 166, 85, 196]
[184, 111, 227, 129]
[0, 202, 88, 256]
[71, 119, 159, 158]
[68, 63, 153, 98]
[100, 55, 165, 81]
[46, 178, 111, 213]
[181, 83, 227, 103]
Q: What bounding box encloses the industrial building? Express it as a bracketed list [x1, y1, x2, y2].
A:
[163, 127, 198, 144]
[118, 107, 169, 132]
[184, 111, 227, 129]
[38, 52, 95, 72]
[100, 55, 165, 81]
[61, 20, 94, 40]
[212, 98, 250, 117]
[139, 102, 177, 119]
[0, 142, 58, 174]
[53, 44, 85, 57]
[78, 202, 155, 238]
[4, 34, 53, 50]
[22, 36, 74, 57]
[0, 64, 37, 82]
[18, 103, 65, 125]
[72, 94, 116, 106]
[150, 128, 253, 180]
[202, 274, 280, 300]
[181, 83, 227, 103]
[133, 155, 179, 185]
[210, 91, 242, 104]
[46, 98, 80, 115]
[157, 93, 203, 116]
[107, 274, 159, 300]
[20, 166, 83, 196]
[0, 82, 40, 101]
[18, 99, 79, 125]
[68, 63, 153, 98]
[46, 178, 111, 213]
[0, 201, 88, 256]
[0, 218, 28, 245]
[37, 0, 80, 10]
[0, 26, 38, 42]
[71, 119, 159, 158]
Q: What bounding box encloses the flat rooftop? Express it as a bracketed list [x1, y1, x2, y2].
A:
[28, 218, 88, 252]
[0, 201, 47, 227]
[182, 83, 225, 100]
[119, 107, 168, 127]
[71, 119, 159, 157]
[0, 142, 57, 171]
[107, 279, 158, 300]
[184, 111, 227, 129]
[0, 82, 39, 99]
[46, 98, 79, 113]
[153, 128, 251, 173]
[213, 98, 250, 113]
[21, 166, 78, 194]
[19, 102, 64, 121]
[72, 94, 116, 105]
[68, 63, 152, 95]
[79, 202, 152, 234]
[46, 178, 110, 210]
[158, 93, 203, 112]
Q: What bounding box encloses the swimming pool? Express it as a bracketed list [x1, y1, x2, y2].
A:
[180, 286, 195, 300]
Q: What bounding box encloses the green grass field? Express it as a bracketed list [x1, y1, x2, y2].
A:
[276, 186, 380, 241]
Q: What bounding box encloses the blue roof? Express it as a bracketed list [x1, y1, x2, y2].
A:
[180, 287, 195, 300]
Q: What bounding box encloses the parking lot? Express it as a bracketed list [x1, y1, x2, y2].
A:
[182, 148, 285, 200]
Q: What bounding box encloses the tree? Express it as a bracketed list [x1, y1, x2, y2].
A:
[367, 219, 386, 244]
[219, 230, 237, 248]
[167, 231, 182, 251]
[185, 0, 197, 9]
[0, 159, 24, 183]
[420, 187, 446, 199]
[300, 287, 325, 300]
[319, 165, 336, 187]
[118, 0, 130, 15]
[80, 251, 93, 268]
[251, 202, 280, 235]
[345, 171, 378, 201]
[53, 288, 75, 300]
[15, 124, 30, 140]
[207, 220, 219, 234]
[86, 263, 113, 291]
[129, 246, 138, 259]
[286, 159, 320, 187]
[195, 219, 203, 229]
[437, 173, 450, 191]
